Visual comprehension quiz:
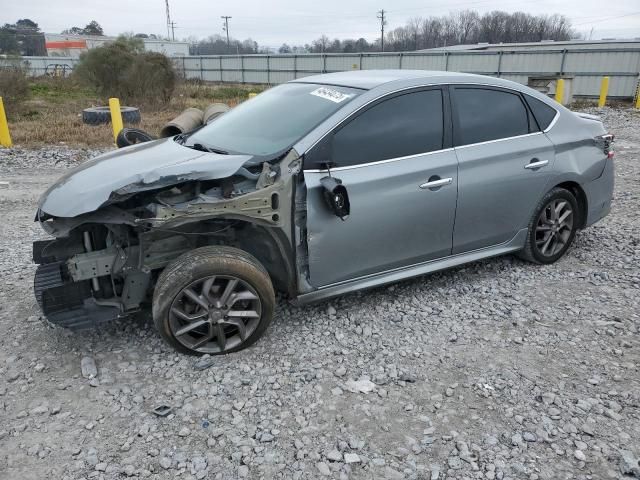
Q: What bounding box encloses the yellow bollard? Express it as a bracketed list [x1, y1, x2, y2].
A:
[635, 81, 640, 109]
[554, 78, 565, 104]
[0, 97, 12, 148]
[108, 97, 124, 144]
[598, 76, 609, 108]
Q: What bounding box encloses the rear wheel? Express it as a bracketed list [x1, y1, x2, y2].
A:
[519, 187, 579, 264]
[152, 246, 275, 355]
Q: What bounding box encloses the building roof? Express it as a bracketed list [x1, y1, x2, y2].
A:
[417, 39, 640, 52]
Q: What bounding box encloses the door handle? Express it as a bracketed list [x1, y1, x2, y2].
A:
[419, 177, 453, 189]
[524, 159, 549, 170]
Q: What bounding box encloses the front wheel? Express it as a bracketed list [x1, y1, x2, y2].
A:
[519, 187, 579, 264]
[152, 246, 275, 355]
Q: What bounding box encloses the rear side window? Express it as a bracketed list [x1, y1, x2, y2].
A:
[525, 94, 558, 131]
[455, 88, 529, 145]
[331, 89, 444, 167]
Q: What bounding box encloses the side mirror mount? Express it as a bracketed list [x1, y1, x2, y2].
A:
[320, 175, 350, 220]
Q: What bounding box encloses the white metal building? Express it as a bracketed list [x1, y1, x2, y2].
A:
[44, 33, 190, 58]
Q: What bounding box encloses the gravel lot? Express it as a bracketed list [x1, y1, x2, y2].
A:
[1, 107, 639, 480]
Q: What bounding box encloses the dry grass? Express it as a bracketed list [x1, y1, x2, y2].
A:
[7, 78, 267, 148]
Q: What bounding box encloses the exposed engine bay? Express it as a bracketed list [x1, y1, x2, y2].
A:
[33, 144, 304, 330]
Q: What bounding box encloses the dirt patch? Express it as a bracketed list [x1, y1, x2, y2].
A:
[5, 78, 266, 148]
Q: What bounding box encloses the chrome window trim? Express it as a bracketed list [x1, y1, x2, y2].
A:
[304, 148, 455, 173]
[543, 109, 560, 132]
[302, 81, 560, 171]
[454, 131, 543, 150]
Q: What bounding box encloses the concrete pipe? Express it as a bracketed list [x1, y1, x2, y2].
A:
[160, 108, 204, 137]
[203, 103, 230, 124]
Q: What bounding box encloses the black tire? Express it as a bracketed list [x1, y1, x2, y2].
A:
[519, 187, 579, 264]
[152, 246, 275, 356]
[82, 106, 141, 125]
[116, 128, 155, 148]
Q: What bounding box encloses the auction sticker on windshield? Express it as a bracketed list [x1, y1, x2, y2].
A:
[310, 87, 353, 103]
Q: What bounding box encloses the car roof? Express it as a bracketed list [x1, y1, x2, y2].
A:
[291, 70, 488, 90]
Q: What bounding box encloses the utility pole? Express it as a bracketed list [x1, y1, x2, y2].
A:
[377, 9, 386, 52]
[221, 16, 232, 53]
[165, 0, 172, 40]
[169, 21, 177, 41]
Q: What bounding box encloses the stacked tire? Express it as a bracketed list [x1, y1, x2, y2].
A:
[82, 106, 141, 125]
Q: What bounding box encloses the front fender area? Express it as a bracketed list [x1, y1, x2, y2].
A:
[33, 152, 302, 330]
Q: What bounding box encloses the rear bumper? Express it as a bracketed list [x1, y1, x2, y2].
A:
[583, 158, 614, 227]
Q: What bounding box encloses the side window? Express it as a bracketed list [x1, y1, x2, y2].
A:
[331, 89, 444, 167]
[524, 94, 558, 131]
[455, 88, 530, 145]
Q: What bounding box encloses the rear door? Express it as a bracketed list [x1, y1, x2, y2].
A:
[303, 87, 459, 287]
[451, 86, 556, 253]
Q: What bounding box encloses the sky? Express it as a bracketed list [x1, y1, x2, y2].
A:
[3, 0, 640, 48]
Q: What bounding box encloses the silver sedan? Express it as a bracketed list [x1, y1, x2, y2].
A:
[34, 70, 614, 355]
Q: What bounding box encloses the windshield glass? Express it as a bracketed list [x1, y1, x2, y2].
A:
[185, 83, 362, 156]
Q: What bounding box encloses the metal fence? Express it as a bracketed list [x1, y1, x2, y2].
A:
[8, 46, 640, 98]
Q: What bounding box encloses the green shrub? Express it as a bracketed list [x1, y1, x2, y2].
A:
[0, 60, 29, 117]
[74, 36, 175, 107]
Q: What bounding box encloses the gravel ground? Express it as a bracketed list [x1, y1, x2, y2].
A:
[0, 107, 639, 480]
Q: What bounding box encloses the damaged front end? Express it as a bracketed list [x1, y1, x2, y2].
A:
[33, 138, 300, 330]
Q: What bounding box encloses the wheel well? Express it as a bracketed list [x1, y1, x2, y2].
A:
[231, 221, 296, 296]
[556, 181, 588, 229]
[141, 218, 296, 297]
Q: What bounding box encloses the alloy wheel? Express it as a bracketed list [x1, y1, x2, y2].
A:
[168, 275, 262, 354]
[534, 198, 574, 257]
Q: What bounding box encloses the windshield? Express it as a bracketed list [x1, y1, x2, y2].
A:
[185, 83, 362, 156]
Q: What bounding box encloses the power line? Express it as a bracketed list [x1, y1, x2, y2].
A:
[377, 9, 386, 52]
[221, 16, 232, 53]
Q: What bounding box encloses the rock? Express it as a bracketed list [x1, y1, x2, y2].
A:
[193, 354, 216, 371]
[326, 449, 342, 462]
[344, 453, 360, 464]
[345, 377, 376, 394]
[81, 356, 98, 379]
[619, 450, 640, 477]
[316, 461, 331, 476]
[327, 305, 337, 316]
[523, 431, 537, 442]
[574, 450, 586, 462]
[159, 457, 172, 469]
[335, 366, 347, 377]
[448, 455, 463, 469]
[604, 409, 623, 421]
[86, 448, 99, 466]
[581, 423, 595, 436]
[178, 427, 190, 437]
[260, 433, 274, 442]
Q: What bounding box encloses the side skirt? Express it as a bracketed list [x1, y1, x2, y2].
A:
[292, 228, 528, 305]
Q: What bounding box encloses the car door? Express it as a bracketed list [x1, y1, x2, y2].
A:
[450, 85, 556, 254]
[303, 87, 459, 287]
